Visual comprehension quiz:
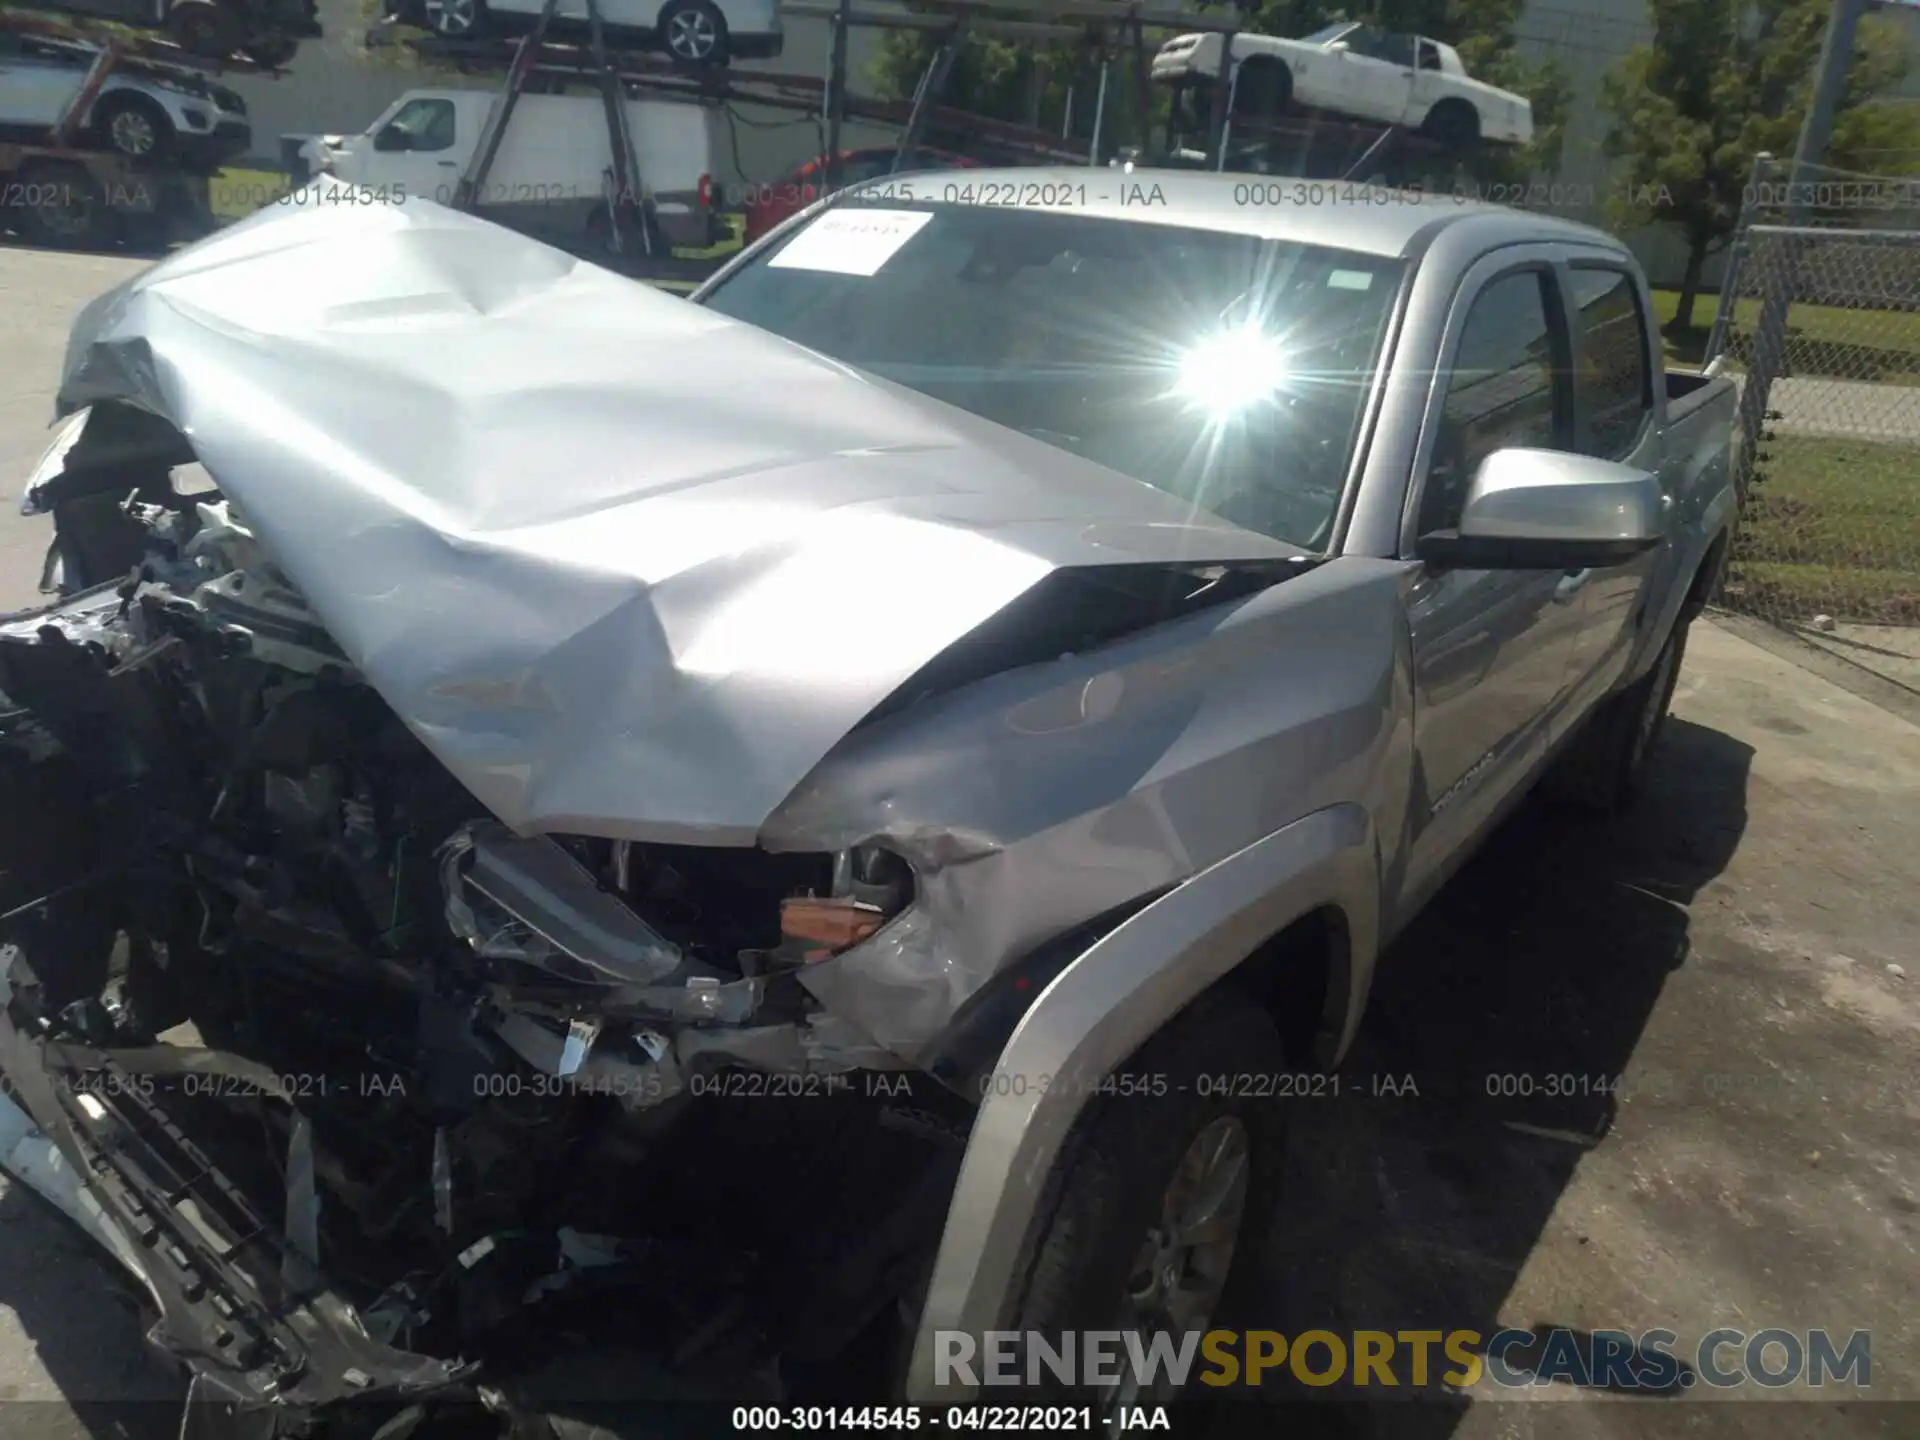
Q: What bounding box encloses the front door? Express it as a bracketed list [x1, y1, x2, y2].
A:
[1329, 28, 1417, 124]
[1408, 38, 1451, 126]
[1401, 254, 1590, 909]
[361, 94, 467, 205]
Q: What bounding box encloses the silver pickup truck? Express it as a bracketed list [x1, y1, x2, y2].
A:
[0, 170, 1737, 1427]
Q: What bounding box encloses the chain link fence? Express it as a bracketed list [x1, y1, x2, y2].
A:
[1706, 158, 1920, 690]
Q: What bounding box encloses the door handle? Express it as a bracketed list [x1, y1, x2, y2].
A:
[437, 160, 460, 167]
[1553, 568, 1592, 603]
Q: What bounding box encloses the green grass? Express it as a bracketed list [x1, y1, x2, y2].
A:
[1653, 288, 1920, 382]
[1726, 435, 1920, 623]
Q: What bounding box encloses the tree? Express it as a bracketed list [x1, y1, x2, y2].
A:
[868, 26, 1104, 156]
[1601, 0, 1920, 333]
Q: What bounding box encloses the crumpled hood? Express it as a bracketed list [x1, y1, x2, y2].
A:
[54, 196, 1296, 844]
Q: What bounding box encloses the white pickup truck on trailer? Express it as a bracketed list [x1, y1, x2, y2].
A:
[1153, 21, 1534, 149]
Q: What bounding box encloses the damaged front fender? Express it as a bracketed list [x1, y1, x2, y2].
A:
[904, 803, 1381, 1404]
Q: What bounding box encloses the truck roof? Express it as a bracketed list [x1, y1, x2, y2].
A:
[860, 166, 1630, 261]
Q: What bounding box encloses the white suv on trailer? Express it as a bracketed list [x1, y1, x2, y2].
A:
[0, 29, 251, 166]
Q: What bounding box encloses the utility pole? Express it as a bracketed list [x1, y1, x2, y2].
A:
[1735, 0, 1869, 488]
[824, 0, 850, 192]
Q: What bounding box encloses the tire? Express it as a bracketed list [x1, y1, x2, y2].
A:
[167, 0, 242, 58]
[422, 0, 486, 38]
[1423, 99, 1480, 149]
[90, 93, 175, 165]
[13, 161, 116, 250]
[584, 202, 667, 264]
[659, 0, 729, 65]
[240, 32, 300, 66]
[1004, 989, 1288, 1408]
[1235, 56, 1291, 120]
[1545, 617, 1690, 813]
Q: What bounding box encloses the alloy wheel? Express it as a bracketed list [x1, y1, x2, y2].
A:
[667, 7, 717, 59]
[1104, 1116, 1250, 1424]
[426, 0, 477, 36]
[109, 110, 157, 157]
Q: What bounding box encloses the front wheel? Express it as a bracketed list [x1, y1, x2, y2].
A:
[1422, 99, 1481, 149]
[91, 93, 175, 164]
[659, 0, 729, 65]
[1006, 991, 1288, 1410]
[240, 32, 301, 66]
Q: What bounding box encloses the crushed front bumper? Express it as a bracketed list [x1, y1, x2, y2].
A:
[0, 949, 475, 1422]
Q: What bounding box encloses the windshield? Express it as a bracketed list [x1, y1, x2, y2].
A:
[1301, 22, 1360, 44]
[699, 201, 1403, 549]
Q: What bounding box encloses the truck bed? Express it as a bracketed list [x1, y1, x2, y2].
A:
[1665, 366, 1736, 424]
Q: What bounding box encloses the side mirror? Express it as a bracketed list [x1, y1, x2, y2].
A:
[1416, 448, 1668, 572]
[1326, 39, 1350, 52]
[372, 123, 406, 152]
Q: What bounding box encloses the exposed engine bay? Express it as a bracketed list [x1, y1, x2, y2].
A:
[0, 421, 976, 1430]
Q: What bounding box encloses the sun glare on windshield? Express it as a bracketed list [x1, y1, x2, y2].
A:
[1173, 327, 1293, 416]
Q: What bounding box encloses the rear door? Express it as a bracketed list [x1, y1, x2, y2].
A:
[0, 36, 87, 129]
[1558, 258, 1663, 710]
[1400, 249, 1588, 907]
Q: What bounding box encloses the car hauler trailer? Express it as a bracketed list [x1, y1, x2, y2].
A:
[0, 12, 281, 246]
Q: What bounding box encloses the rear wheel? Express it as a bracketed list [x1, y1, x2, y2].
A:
[167, 0, 242, 58]
[659, 0, 729, 65]
[13, 161, 115, 250]
[1546, 618, 1690, 813]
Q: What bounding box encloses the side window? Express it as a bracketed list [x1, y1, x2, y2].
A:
[1343, 26, 1383, 56]
[1418, 40, 1444, 71]
[386, 98, 456, 152]
[1348, 29, 1415, 66]
[1567, 266, 1653, 460]
[1418, 269, 1570, 537]
[1375, 32, 1417, 67]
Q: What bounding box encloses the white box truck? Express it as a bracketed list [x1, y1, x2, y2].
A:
[301, 87, 726, 251]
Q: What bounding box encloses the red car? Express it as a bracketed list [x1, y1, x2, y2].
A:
[741, 145, 981, 244]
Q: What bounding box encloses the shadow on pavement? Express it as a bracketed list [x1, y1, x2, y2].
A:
[1207, 716, 1757, 1437]
[0, 1181, 185, 1440]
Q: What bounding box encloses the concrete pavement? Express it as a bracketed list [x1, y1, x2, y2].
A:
[1730, 372, 1920, 445]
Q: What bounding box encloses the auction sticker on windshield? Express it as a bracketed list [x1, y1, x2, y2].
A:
[768, 208, 934, 276]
